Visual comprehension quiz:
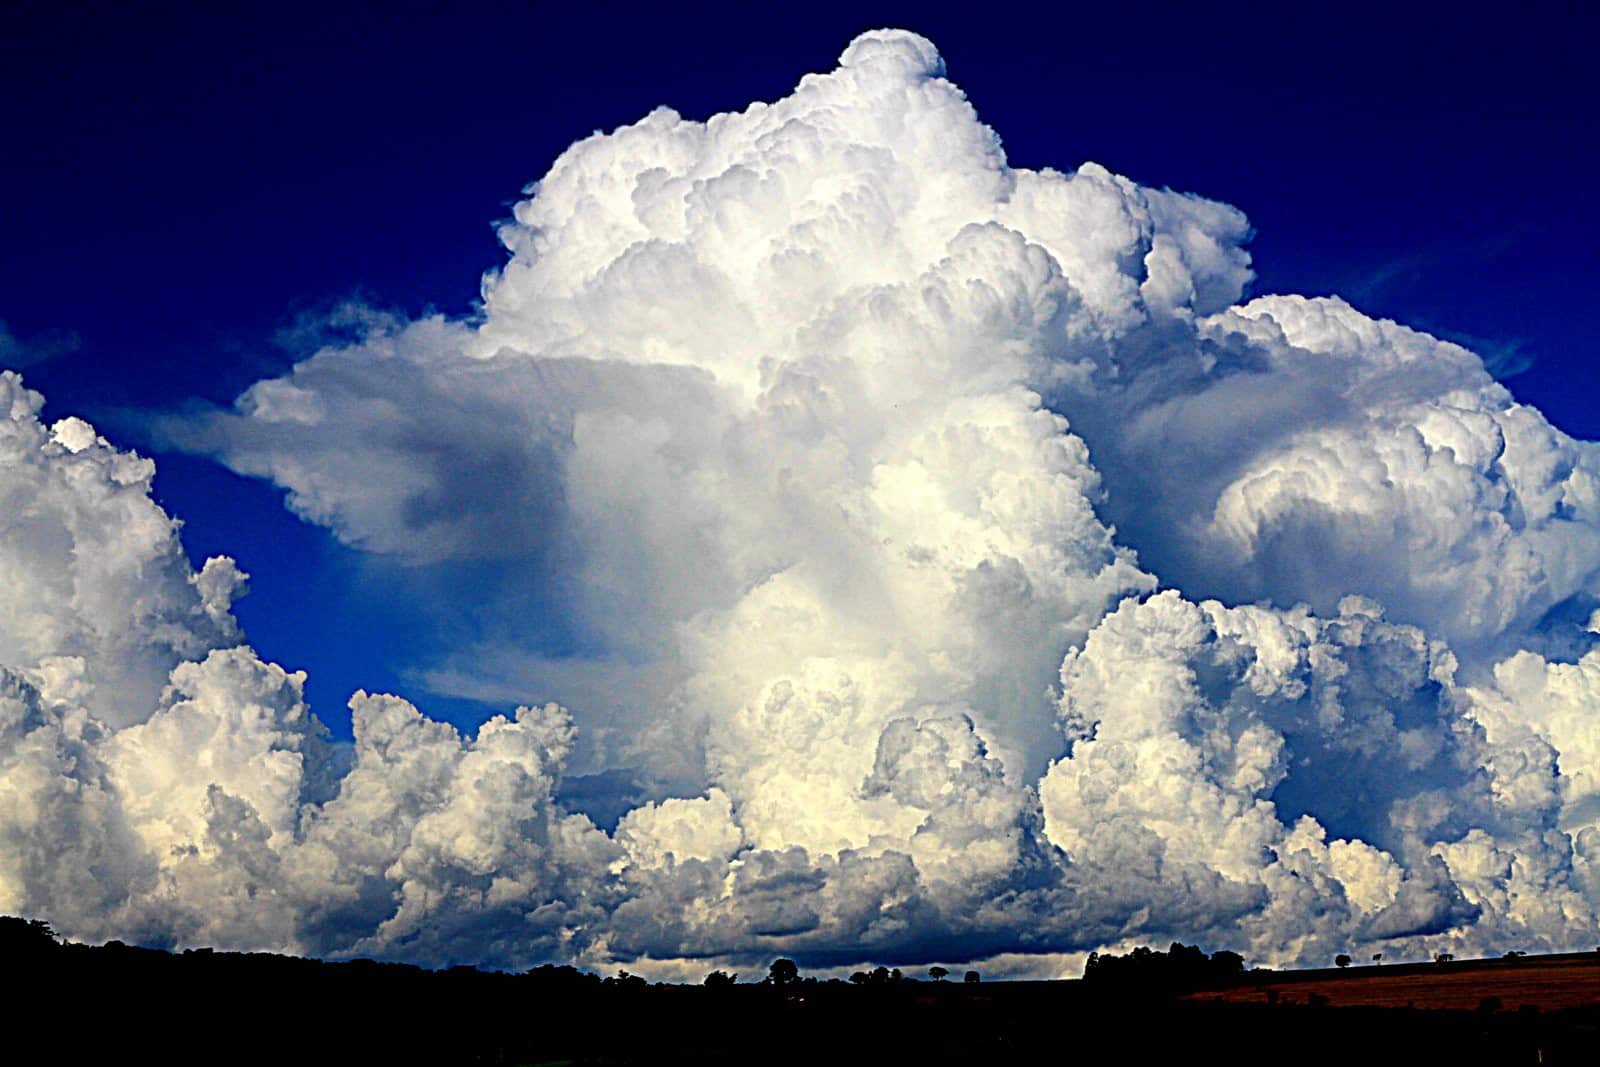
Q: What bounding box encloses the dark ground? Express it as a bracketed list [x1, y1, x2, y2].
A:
[6, 919, 1597, 1065]
[1187, 950, 1600, 1011]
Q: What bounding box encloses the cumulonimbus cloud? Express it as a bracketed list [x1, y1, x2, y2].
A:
[5, 29, 1599, 973]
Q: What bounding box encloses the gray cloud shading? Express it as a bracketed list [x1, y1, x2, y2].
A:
[4, 30, 1600, 975]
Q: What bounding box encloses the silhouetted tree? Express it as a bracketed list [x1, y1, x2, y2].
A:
[0, 917, 58, 958]
[963, 970, 980, 984]
[1209, 950, 1244, 978]
[766, 958, 799, 986]
[1371, 953, 1383, 965]
[1434, 952, 1454, 963]
[1335, 954, 1351, 969]
[928, 966, 948, 982]
[526, 963, 598, 991]
[605, 969, 648, 990]
[704, 969, 737, 987]
[1082, 943, 1245, 993]
[850, 966, 897, 986]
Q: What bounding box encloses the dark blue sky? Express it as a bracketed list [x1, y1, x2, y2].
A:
[5, 2, 1596, 734]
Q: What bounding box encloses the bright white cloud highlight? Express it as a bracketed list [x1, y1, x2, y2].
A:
[5, 29, 1600, 971]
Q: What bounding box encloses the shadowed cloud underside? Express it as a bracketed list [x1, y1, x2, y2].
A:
[3, 30, 1600, 975]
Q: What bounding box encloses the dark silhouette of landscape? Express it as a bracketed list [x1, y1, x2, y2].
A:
[5, 917, 1596, 1065]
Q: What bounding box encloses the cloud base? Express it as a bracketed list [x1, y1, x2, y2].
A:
[4, 30, 1600, 974]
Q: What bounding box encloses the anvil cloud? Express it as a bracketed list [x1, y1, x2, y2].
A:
[3, 30, 1598, 973]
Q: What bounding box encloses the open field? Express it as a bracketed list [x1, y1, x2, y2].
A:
[1187, 952, 1600, 1012]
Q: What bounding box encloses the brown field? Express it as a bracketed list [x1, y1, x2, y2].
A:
[1185, 952, 1600, 1012]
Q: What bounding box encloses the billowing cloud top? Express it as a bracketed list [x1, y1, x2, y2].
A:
[6, 30, 1600, 973]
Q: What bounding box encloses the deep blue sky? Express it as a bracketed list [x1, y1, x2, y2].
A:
[4, 2, 1596, 735]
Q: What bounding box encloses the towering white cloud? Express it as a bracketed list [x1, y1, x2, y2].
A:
[5, 29, 1600, 972]
[1040, 592, 1491, 964]
[1059, 293, 1600, 659]
[0, 373, 244, 727]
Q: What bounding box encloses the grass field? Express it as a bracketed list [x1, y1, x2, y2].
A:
[1185, 952, 1600, 1011]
